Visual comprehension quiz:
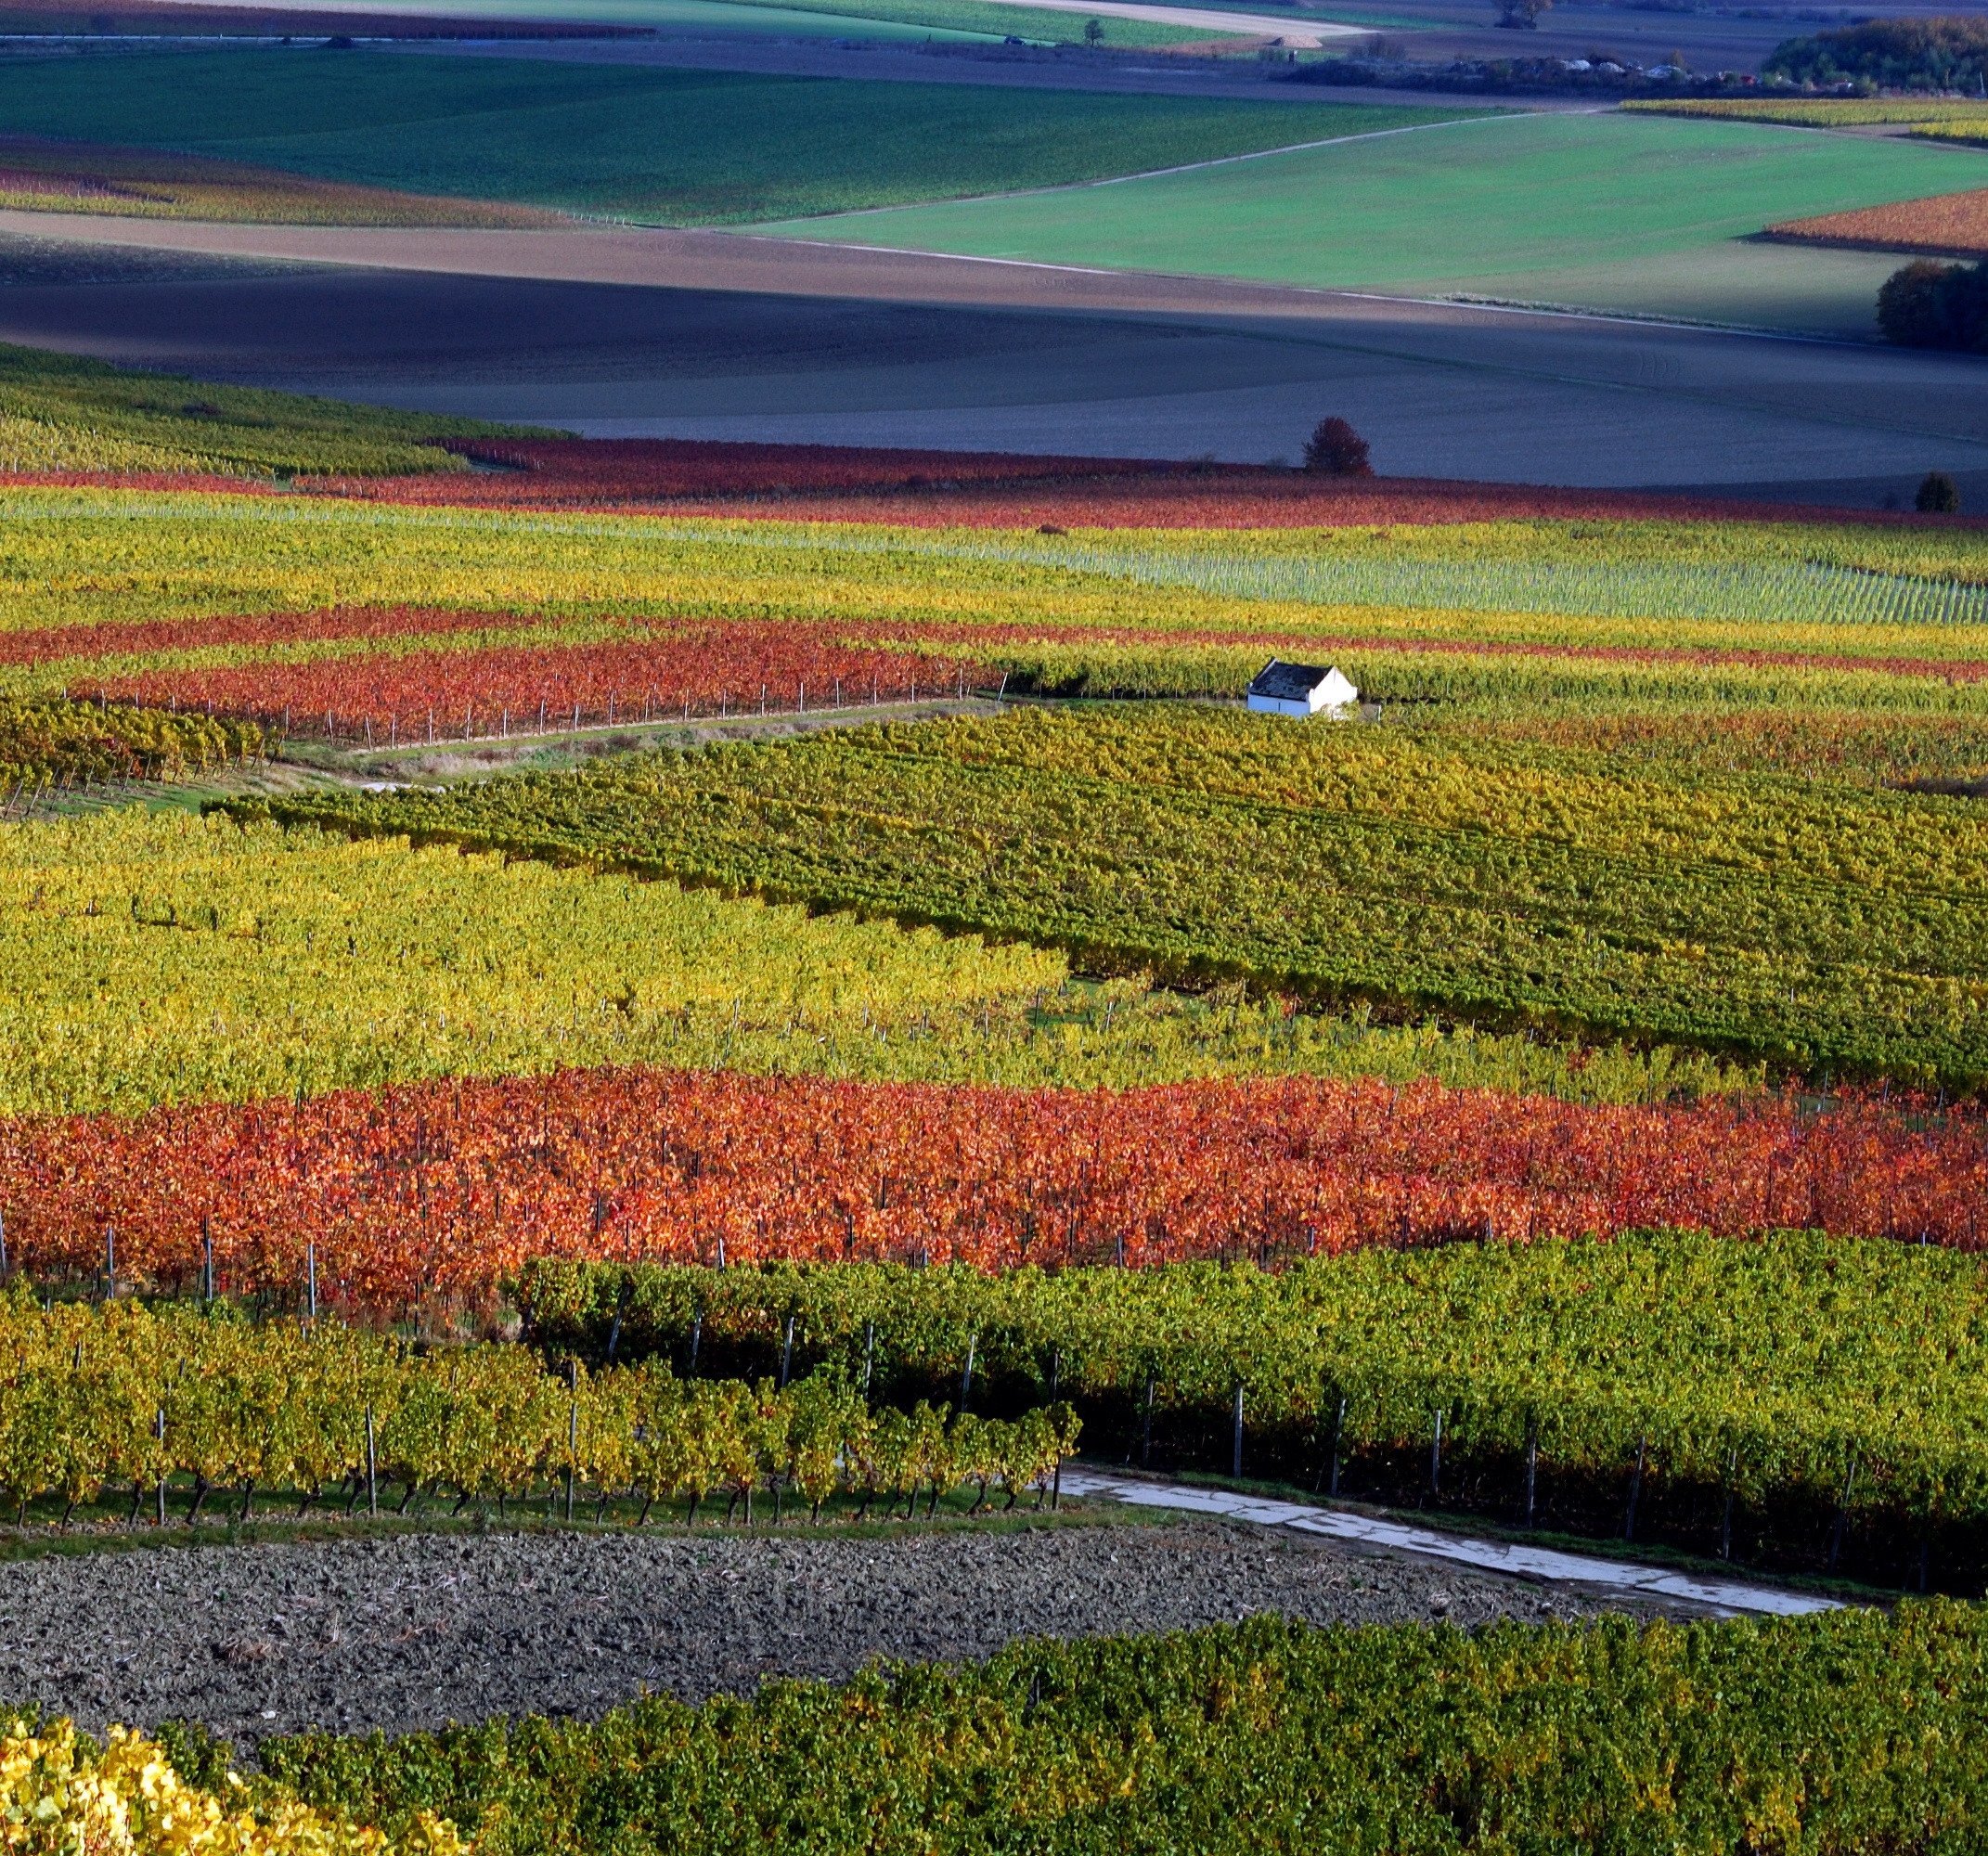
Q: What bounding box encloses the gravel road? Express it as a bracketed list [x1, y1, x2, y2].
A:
[0, 1519, 1708, 1747]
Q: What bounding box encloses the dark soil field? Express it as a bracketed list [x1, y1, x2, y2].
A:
[0, 214, 1984, 503]
[0, 1519, 1710, 1749]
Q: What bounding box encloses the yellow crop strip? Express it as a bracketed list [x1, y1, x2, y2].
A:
[0, 806, 1750, 1118]
[6, 494, 1988, 671]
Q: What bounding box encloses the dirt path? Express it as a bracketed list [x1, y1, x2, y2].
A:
[0, 1519, 1717, 1747]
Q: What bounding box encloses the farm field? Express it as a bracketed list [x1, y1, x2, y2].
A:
[241, 705, 1988, 1086]
[11, 380, 1988, 1846]
[0, 342, 531, 474]
[0, 50, 1472, 226]
[206, 0, 1227, 42]
[754, 110, 1984, 330]
[0, 135, 570, 228]
[1768, 185, 1988, 258]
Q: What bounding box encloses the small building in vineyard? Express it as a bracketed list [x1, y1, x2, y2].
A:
[1246, 660, 1359, 718]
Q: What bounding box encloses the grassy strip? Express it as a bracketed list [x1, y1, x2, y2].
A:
[243, 1605, 1988, 1852]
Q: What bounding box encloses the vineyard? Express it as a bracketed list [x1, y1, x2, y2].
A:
[519, 1235, 1988, 1574]
[1767, 186, 1988, 256]
[232, 705, 1988, 1086]
[0, 1235, 1982, 1575]
[6, 432, 1988, 1846]
[4, 495, 1988, 761]
[0, 134, 563, 228]
[0, 353, 541, 482]
[0, 1299, 1078, 1530]
[2, 1064, 1978, 1303]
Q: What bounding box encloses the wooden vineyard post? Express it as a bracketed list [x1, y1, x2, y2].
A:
[1231, 1382, 1245, 1481]
[606, 1276, 630, 1366]
[201, 1219, 213, 1303]
[960, 1331, 977, 1414]
[780, 1313, 795, 1390]
[1317, 1392, 1345, 1499]
[154, 1409, 166, 1527]
[1429, 1408, 1443, 1500]
[1827, 1455, 1858, 1572]
[1720, 1444, 1738, 1560]
[1624, 1433, 1647, 1541]
[564, 1360, 579, 1523]
[1523, 1414, 1539, 1527]
[305, 1242, 317, 1328]
[0, 1207, 8, 1281]
[366, 1405, 378, 1518]
[103, 1225, 114, 1301]
[689, 1307, 703, 1375]
[861, 1321, 875, 1402]
[1140, 1373, 1155, 1470]
[1050, 1345, 1064, 1511]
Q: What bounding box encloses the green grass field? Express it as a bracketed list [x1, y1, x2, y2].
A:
[755, 109, 1988, 329]
[0, 49, 1481, 224]
[209, 0, 1230, 45]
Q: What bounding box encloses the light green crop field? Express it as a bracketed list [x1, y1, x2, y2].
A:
[212, 0, 1226, 44]
[0, 50, 1478, 225]
[755, 110, 1988, 330]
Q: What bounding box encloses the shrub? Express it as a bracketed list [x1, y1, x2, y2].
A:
[1878, 258, 1961, 345]
[1877, 256, 1988, 351]
[1917, 470, 1962, 513]
[1302, 416, 1373, 475]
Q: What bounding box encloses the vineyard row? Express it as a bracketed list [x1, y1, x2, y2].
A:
[0, 1300, 1077, 1530]
[6, 1065, 1983, 1307]
[257, 1605, 1988, 1855]
[520, 1236, 1988, 1581]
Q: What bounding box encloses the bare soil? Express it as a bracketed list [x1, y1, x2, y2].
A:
[0, 1518, 1710, 1749]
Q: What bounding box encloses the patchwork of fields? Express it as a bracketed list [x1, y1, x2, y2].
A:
[3, 26, 1988, 1838]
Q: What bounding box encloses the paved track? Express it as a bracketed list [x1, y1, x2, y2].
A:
[3, 210, 1985, 493]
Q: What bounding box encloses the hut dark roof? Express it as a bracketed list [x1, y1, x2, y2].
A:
[1247, 660, 1335, 702]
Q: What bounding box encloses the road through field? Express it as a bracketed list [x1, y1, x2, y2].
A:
[3, 210, 1985, 496]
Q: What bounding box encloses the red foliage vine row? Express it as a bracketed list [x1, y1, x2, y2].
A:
[3, 1067, 1981, 1309]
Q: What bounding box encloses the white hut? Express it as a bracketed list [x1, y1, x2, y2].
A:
[1246, 660, 1359, 718]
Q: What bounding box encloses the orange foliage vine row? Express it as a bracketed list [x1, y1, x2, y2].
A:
[1, 1068, 1982, 1309]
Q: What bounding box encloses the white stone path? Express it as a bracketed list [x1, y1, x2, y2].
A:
[1059, 1469, 1842, 1618]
